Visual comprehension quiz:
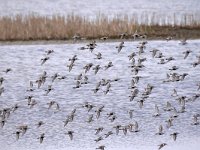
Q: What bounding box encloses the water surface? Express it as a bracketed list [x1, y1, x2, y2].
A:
[0, 40, 200, 150]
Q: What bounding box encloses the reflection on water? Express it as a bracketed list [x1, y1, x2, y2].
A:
[0, 40, 200, 150]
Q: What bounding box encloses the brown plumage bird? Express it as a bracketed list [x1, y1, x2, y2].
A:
[158, 143, 167, 149]
[116, 41, 125, 53]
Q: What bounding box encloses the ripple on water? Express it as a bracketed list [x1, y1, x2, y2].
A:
[0, 40, 200, 150]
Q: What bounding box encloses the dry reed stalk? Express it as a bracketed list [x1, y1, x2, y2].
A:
[0, 13, 200, 41]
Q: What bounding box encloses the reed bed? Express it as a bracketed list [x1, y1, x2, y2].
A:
[0, 13, 200, 41]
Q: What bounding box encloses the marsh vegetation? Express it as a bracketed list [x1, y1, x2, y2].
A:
[0, 13, 200, 41]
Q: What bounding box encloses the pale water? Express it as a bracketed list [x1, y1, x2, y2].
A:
[0, 40, 200, 150]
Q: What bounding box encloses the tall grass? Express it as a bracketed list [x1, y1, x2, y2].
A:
[0, 13, 200, 41]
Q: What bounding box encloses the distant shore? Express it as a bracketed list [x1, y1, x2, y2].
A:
[1, 38, 200, 46]
[0, 14, 200, 42]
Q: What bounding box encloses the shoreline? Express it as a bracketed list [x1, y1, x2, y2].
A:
[0, 38, 200, 46]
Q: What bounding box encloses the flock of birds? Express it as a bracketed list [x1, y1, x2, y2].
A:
[0, 33, 200, 150]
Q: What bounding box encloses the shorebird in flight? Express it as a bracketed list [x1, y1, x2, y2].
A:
[93, 65, 101, 75]
[192, 114, 199, 125]
[116, 41, 125, 53]
[133, 121, 139, 132]
[183, 50, 192, 59]
[36, 121, 45, 128]
[150, 49, 159, 58]
[45, 49, 54, 55]
[105, 62, 113, 70]
[119, 33, 128, 39]
[0, 77, 5, 86]
[83, 63, 93, 73]
[166, 36, 173, 41]
[166, 118, 174, 128]
[170, 132, 179, 141]
[128, 52, 136, 61]
[94, 136, 103, 142]
[132, 30, 140, 40]
[65, 131, 74, 140]
[0, 119, 5, 128]
[95, 52, 102, 59]
[51, 73, 59, 82]
[17, 125, 29, 136]
[95, 127, 104, 135]
[96, 145, 105, 150]
[128, 109, 134, 119]
[13, 131, 21, 141]
[171, 107, 179, 118]
[169, 66, 179, 71]
[3, 68, 12, 73]
[153, 104, 160, 117]
[41, 57, 49, 65]
[164, 101, 173, 111]
[0, 87, 4, 96]
[95, 107, 104, 119]
[100, 36, 108, 41]
[105, 131, 113, 138]
[179, 38, 187, 45]
[158, 143, 167, 149]
[113, 125, 122, 135]
[156, 125, 164, 135]
[38, 133, 45, 144]
[72, 33, 82, 42]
